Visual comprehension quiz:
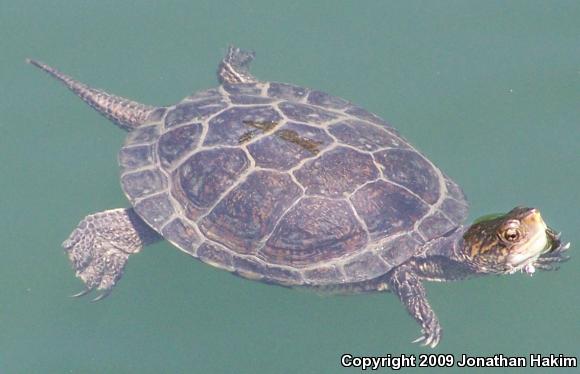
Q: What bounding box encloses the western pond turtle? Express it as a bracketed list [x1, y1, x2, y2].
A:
[28, 46, 571, 347]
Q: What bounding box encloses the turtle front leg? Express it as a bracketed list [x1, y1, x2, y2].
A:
[62, 208, 160, 300]
[533, 241, 571, 271]
[385, 263, 442, 348]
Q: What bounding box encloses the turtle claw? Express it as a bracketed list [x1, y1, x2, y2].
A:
[429, 334, 441, 348]
[411, 336, 425, 344]
[533, 263, 559, 271]
[552, 241, 571, 254]
[422, 334, 440, 349]
[412, 324, 442, 348]
[91, 290, 112, 302]
[70, 288, 93, 298]
[70, 285, 112, 302]
[535, 241, 572, 271]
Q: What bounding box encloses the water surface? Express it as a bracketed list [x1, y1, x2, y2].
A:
[1, 1, 578, 373]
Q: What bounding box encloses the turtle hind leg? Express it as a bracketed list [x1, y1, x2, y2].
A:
[62, 208, 161, 301]
[217, 45, 258, 84]
[384, 262, 442, 348]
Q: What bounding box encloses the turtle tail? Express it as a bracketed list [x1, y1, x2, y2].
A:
[26, 58, 156, 131]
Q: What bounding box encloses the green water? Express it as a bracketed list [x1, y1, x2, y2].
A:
[1, 1, 578, 373]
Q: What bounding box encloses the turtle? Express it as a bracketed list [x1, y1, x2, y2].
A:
[28, 46, 571, 347]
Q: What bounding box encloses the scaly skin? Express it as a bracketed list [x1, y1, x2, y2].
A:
[26, 59, 155, 131]
[62, 209, 160, 301]
[384, 262, 442, 348]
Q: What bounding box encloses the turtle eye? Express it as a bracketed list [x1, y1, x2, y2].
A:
[500, 220, 522, 243]
[503, 228, 521, 242]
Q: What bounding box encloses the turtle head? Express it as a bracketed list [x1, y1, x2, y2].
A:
[462, 207, 561, 274]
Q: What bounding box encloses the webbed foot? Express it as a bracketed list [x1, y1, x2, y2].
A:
[62, 208, 159, 300]
[535, 239, 571, 271]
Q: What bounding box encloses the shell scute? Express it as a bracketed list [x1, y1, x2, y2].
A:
[350, 180, 429, 240]
[345, 105, 398, 133]
[147, 107, 167, 122]
[172, 147, 249, 221]
[199, 170, 302, 254]
[165, 98, 227, 128]
[418, 211, 456, 240]
[118, 145, 153, 172]
[185, 88, 220, 101]
[329, 120, 408, 152]
[441, 197, 469, 224]
[134, 193, 174, 230]
[294, 146, 379, 198]
[343, 252, 391, 282]
[374, 149, 440, 204]
[247, 122, 334, 170]
[303, 265, 345, 284]
[307, 90, 350, 109]
[161, 218, 201, 256]
[229, 95, 275, 105]
[231, 256, 266, 280]
[121, 169, 167, 200]
[197, 241, 234, 271]
[126, 124, 159, 145]
[204, 105, 283, 147]
[278, 101, 338, 124]
[260, 197, 368, 267]
[267, 82, 309, 101]
[222, 82, 262, 96]
[261, 264, 303, 286]
[378, 234, 424, 267]
[158, 123, 203, 168]
[444, 176, 468, 206]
